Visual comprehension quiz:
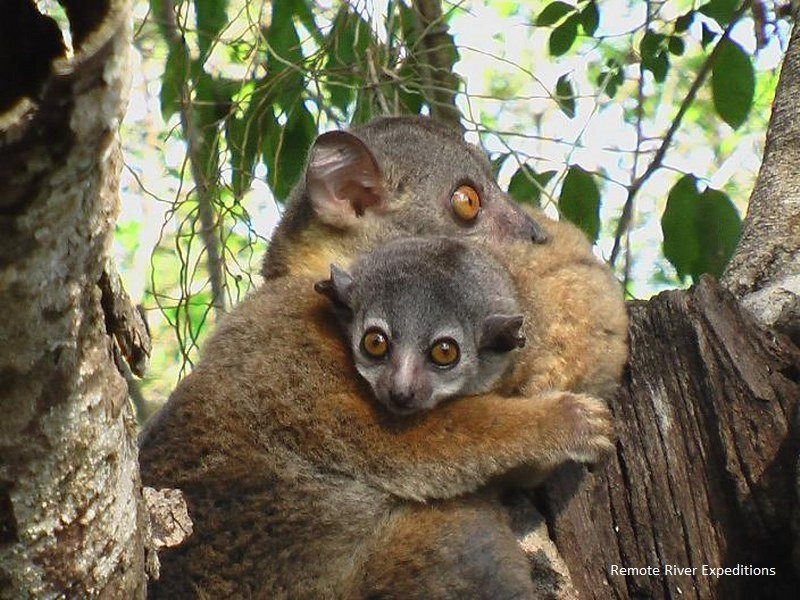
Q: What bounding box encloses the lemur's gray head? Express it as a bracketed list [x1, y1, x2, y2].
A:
[315, 237, 525, 415]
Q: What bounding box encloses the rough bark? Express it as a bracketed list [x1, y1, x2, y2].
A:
[722, 21, 800, 343]
[0, 1, 147, 597]
[535, 277, 800, 599]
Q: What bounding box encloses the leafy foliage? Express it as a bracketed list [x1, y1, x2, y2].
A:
[712, 39, 755, 129]
[122, 0, 785, 405]
[661, 175, 742, 282]
[559, 166, 601, 243]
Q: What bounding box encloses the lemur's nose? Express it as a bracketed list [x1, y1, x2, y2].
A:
[389, 391, 415, 409]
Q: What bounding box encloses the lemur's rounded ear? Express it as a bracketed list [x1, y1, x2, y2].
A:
[306, 131, 385, 228]
[314, 264, 355, 310]
[479, 314, 526, 352]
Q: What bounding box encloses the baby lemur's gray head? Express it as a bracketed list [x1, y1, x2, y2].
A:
[315, 237, 525, 415]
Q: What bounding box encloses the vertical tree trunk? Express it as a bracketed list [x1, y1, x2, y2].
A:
[0, 1, 146, 597]
[722, 21, 800, 342]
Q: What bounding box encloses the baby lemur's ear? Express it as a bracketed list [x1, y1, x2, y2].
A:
[479, 314, 526, 353]
[306, 131, 385, 228]
[314, 264, 355, 312]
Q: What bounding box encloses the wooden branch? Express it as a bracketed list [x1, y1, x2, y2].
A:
[410, 0, 462, 130]
[99, 261, 151, 378]
[534, 277, 800, 598]
[722, 20, 800, 341]
[156, 0, 227, 317]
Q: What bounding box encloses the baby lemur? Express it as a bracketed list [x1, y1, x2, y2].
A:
[139, 116, 628, 598]
[316, 237, 526, 415]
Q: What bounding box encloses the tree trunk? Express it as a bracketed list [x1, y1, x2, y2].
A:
[722, 20, 800, 343]
[0, 1, 147, 597]
[534, 277, 800, 599]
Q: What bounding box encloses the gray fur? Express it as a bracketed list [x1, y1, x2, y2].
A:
[317, 237, 525, 414]
[264, 116, 546, 278]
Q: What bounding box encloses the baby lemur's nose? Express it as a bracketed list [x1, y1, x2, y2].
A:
[389, 391, 415, 409]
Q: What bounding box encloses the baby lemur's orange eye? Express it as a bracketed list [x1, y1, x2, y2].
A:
[429, 338, 460, 367]
[450, 185, 481, 221]
[361, 328, 389, 359]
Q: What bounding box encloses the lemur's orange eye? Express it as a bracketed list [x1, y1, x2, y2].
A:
[361, 328, 389, 359]
[430, 338, 460, 367]
[450, 185, 481, 221]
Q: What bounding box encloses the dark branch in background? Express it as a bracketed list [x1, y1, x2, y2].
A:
[155, 0, 226, 317]
[411, 0, 462, 130]
[609, 0, 752, 267]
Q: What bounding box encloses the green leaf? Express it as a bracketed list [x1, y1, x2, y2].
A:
[289, 0, 324, 45]
[559, 166, 601, 242]
[640, 30, 664, 59]
[193, 73, 229, 181]
[555, 74, 576, 118]
[579, 1, 599, 36]
[674, 11, 694, 33]
[508, 166, 556, 207]
[661, 175, 741, 281]
[641, 32, 670, 82]
[712, 38, 754, 129]
[491, 153, 510, 178]
[324, 5, 372, 111]
[195, 0, 228, 59]
[668, 36, 685, 56]
[698, 0, 738, 26]
[227, 83, 276, 199]
[160, 41, 189, 120]
[662, 175, 701, 280]
[597, 60, 623, 98]
[351, 89, 374, 125]
[266, 0, 304, 108]
[549, 14, 579, 57]
[269, 103, 317, 201]
[536, 1, 575, 26]
[701, 23, 717, 48]
[695, 188, 741, 277]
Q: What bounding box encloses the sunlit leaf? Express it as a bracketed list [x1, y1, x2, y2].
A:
[536, 1, 575, 26]
[266, 0, 304, 108]
[579, 1, 599, 36]
[270, 103, 317, 200]
[668, 36, 685, 56]
[661, 175, 741, 281]
[559, 166, 601, 242]
[549, 14, 579, 57]
[508, 166, 556, 207]
[160, 41, 189, 120]
[227, 83, 276, 199]
[555, 74, 575, 118]
[712, 38, 754, 129]
[195, 0, 228, 59]
[674, 11, 694, 33]
[699, 0, 738, 26]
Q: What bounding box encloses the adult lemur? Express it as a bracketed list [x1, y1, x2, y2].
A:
[140, 116, 628, 598]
